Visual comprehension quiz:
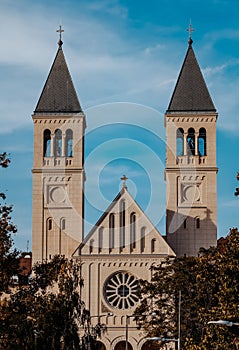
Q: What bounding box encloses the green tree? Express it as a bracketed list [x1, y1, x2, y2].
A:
[0, 152, 19, 294]
[0, 255, 105, 350]
[135, 228, 239, 349]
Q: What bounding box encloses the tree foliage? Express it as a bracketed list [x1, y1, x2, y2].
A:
[0, 256, 106, 350]
[0, 152, 10, 168]
[0, 152, 19, 294]
[235, 172, 239, 196]
[135, 228, 239, 349]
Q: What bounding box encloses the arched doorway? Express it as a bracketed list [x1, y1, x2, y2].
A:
[114, 341, 133, 350]
[142, 340, 166, 350]
[94, 341, 106, 350]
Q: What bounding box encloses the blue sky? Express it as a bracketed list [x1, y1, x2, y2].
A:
[1, 0, 239, 251]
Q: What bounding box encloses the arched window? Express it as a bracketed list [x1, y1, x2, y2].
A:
[198, 128, 206, 156]
[187, 128, 195, 155]
[183, 218, 187, 229]
[95, 341, 106, 350]
[54, 129, 62, 157]
[61, 218, 66, 230]
[114, 341, 133, 350]
[89, 239, 94, 254]
[109, 214, 115, 251]
[151, 238, 156, 253]
[130, 213, 136, 251]
[98, 227, 103, 253]
[140, 227, 146, 253]
[176, 128, 184, 156]
[196, 217, 200, 229]
[120, 200, 125, 249]
[65, 129, 73, 157]
[47, 218, 53, 231]
[43, 129, 51, 157]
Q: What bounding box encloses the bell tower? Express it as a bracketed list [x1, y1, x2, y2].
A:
[32, 29, 86, 262]
[165, 35, 218, 256]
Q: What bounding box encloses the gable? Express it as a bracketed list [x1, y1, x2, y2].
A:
[76, 188, 175, 257]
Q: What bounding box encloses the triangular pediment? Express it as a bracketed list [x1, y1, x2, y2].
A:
[75, 187, 175, 257]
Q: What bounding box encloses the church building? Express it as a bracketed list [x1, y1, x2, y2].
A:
[31, 28, 218, 350]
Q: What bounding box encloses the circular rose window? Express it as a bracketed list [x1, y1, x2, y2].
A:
[104, 271, 139, 309]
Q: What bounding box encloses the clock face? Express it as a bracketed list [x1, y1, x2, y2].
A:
[104, 271, 139, 310]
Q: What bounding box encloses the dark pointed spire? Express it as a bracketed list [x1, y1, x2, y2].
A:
[167, 29, 216, 113]
[34, 27, 82, 114]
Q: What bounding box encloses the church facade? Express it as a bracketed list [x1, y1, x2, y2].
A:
[32, 31, 218, 350]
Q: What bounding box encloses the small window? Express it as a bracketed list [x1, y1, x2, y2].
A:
[151, 239, 156, 253]
[98, 227, 103, 253]
[43, 129, 51, 157]
[183, 218, 187, 229]
[196, 217, 200, 229]
[109, 214, 115, 251]
[61, 218, 66, 230]
[54, 129, 62, 157]
[130, 212, 136, 251]
[120, 200, 126, 249]
[65, 129, 73, 157]
[90, 239, 94, 254]
[198, 128, 206, 156]
[140, 227, 146, 253]
[176, 128, 184, 156]
[187, 128, 195, 155]
[48, 218, 53, 231]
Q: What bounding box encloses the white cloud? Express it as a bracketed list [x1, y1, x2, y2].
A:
[86, 0, 128, 19]
[144, 43, 165, 56]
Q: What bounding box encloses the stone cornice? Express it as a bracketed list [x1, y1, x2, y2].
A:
[165, 115, 217, 124]
[165, 167, 218, 172]
[32, 168, 84, 174]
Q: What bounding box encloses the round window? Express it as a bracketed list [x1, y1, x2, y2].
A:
[104, 271, 139, 309]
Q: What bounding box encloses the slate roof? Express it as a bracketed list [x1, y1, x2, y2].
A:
[34, 43, 82, 113]
[167, 40, 216, 112]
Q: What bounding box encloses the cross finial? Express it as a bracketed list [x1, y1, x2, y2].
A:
[186, 20, 194, 45]
[57, 25, 64, 47]
[121, 175, 128, 189]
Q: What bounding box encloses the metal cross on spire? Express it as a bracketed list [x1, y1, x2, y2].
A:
[57, 25, 64, 47]
[186, 20, 194, 45]
[121, 175, 128, 189]
[187, 20, 194, 38]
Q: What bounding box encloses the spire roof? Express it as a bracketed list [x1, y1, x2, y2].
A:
[34, 41, 82, 114]
[167, 40, 216, 112]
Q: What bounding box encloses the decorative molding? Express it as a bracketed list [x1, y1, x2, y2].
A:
[166, 116, 217, 123]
